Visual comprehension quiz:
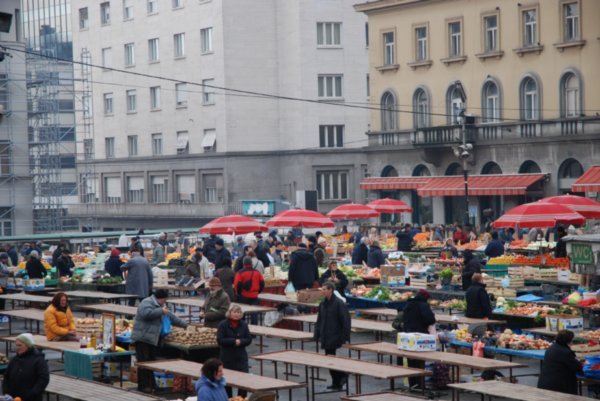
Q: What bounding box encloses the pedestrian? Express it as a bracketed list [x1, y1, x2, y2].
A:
[314, 237, 328, 267]
[233, 246, 252, 273]
[217, 304, 252, 398]
[461, 249, 482, 291]
[538, 329, 582, 395]
[3, 333, 49, 401]
[203, 277, 231, 328]
[104, 248, 124, 278]
[233, 256, 265, 325]
[195, 358, 228, 401]
[44, 292, 78, 341]
[484, 231, 505, 258]
[25, 250, 46, 279]
[131, 289, 188, 393]
[555, 226, 568, 258]
[121, 251, 153, 306]
[319, 260, 348, 297]
[314, 282, 351, 391]
[55, 249, 75, 278]
[247, 250, 264, 274]
[214, 257, 235, 302]
[150, 238, 165, 265]
[465, 273, 492, 319]
[251, 238, 271, 268]
[0, 252, 10, 306]
[129, 236, 144, 257]
[367, 239, 385, 268]
[203, 234, 219, 264]
[185, 247, 211, 279]
[175, 230, 190, 257]
[4, 243, 18, 266]
[51, 242, 65, 267]
[232, 236, 245, 258]
[214, 238, 231, 270]
[351, 237, 368, 265]
[441, 238, 458, 258]
[270, 241, 285, 265]
[453, 225, 468, 245]
[288, 243, 318, 291]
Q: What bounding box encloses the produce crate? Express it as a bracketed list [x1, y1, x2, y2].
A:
[487, 287, 517, 298]
[346, 295, 405, 310]
[483, 265, 508, 277]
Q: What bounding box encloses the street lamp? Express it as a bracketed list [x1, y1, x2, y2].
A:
[454, 109, 473, 226]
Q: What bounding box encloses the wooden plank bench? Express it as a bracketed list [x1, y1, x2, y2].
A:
[46, 374, 161, 401]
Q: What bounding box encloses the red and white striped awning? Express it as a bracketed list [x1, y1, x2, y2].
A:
[359, 177, 430, 190]
[417, 174, 546, 197]
[572, 166, 600, 193]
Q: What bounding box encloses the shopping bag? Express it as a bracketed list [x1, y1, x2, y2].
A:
[160, 315, 172, 337]
[284, 281, 296, 294]
[473, 340, 485, 358]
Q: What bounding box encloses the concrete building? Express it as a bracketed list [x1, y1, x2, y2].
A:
[355, 0, 600, 226]
[0, 2, 33, 235]
[69, 0, 369, 230]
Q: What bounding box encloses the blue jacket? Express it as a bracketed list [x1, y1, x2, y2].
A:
[484, 239, 505, 258]
[195, 375, 228, 401]
[367, 245, 385, 268]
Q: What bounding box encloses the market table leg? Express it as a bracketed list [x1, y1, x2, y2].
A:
[308, 365, 313, 401]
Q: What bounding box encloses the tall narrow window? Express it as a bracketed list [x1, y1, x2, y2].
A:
[561, 72, 580, 117]
[0, 142, 11, 175]
[148, 38, 159, 62]
[172, 0, 183, 8]
[317, 75, 343, 99]
[482, 81, 500, 123]
[105, 177, 122, 203]
[177, 131, 189, 155]
[380, 91, 397, 131]
[319, 125, 344, 148]
[105, 137, 115, 158]
[203, 174, 223, 203]
[147, 0, 158, 14]
[383, 32, 394, 65]
[0, 75, 8, 112]
[79, 8, 89, 29]
[174, 33, 185, 58]
[123, 0, 133, 20]
[126, 90, 137, 113]
[176, 175, 195, 203]
[150, 86, 161, 110]
[521, 77, 539, 120]
[316, 171, 348, 201]
[522, 9, 537, 47]
[103, 93, 113, 115]
[563, 2, 580, 42]
[176, 83, 187, 107]
[316, 22, 341, 46]
[202, 79, 215, 105]
[101, 47, 112, 68]
[127, 176, 144, 203]
[447, 84, 465, 124]
[124, 43, 135, 66]
[415, 26, 428, 61]
[151, 176, 168, 203]
[448, 22, 461, 57]
[200, 27, 213, 53]
[413, 88, 430, 128]
[127, 135, 138, 156]
[484, 15, 498, 52]
[152, 133, 162, 155]
[100, 2, 111, 25]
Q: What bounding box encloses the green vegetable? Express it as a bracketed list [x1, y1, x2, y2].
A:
[439, 268, 454, 279]
[367, 285, 391, 301]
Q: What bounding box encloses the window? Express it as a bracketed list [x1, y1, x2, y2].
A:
[316, 22, 341, 46]
[105, 137, 115, 158]
[380, 91, 397, 131]
[81, 176, 98, 203]
[177, 131, 189, 155]
[319, 125, 344, 148]
[152, 133, 162, 155]
[176, 83, 187, 107]
[202, 129, 216, 152]
[176, 175, 195, 203]
[520, 77, 539, 120]
[0, 75, 8, 111]
[151, 176, 168, 203]
[147, 0, 158, 14]
[413, 88, 430, 128]
[448, 21, 461, 57]
[202, 79, 214, 105]
[123, 0, 133, 19]
[150, 86, 161, 110]
[126, 90, 136, 112]
[316, 171, 348, 201]
[415, 26, 428, 61]
[365, 22, 369, 47]
[103, 93, 113, 114]
[127, 176, 144, 203]
[105, 176, 122, 203]
[482, 81, 500, 123]
[383, 32, 394, 65]
[174, 33, 185, 58]
[101, 47, 112, 68]
[317, 75, 343, 99]
[127, 135, 138, 156]
[0, 142, 11, 175]
[83, 139, 94, 161]
[172, 0, 183, 8]
[79, 7, 89, 29]
[100, 2, 111, 25]
[124, 43, 135, 66]
[563, 2, 580, 42]
[522, 9, 537, 47]
[561, 72, 580, 117]
[447, 84, 465, 124]
[203, 174, 223, 203]
[200, 27, 213, 53]
[483, 15, 498, 52]
[148, 38, 159, 62]
[366, 74, 370, 98]
[0, 208, 11, 236]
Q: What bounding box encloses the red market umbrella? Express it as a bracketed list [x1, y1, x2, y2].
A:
[367, 198, 413, 214]
[492, 201, 586, 229]
[326, 203, 380, 220]
[200, 214, 267, 235]
[540, 194, 600, 219]
[266, 209, 335, 228]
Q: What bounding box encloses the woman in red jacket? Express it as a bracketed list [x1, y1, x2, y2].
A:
[233, 256, 265, 324]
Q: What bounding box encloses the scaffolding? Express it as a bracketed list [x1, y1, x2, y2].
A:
[0, 55, 16, 235]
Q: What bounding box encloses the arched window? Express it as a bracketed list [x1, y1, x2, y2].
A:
[481, 162, 502, 175]
[445, 162, 462, 176]
[446, 83, 465, 124]
[482, 80, 500, 123]
[519, 160, 541, 174]
[412, 164, 431, 177]
[412, 88, 430, 128]
[520, 76, 539, 120]
[560, 71, 581, 118]
[381, 165, 398, 177]
[558, 158, 583, 193]
[381, 91, 397, 131]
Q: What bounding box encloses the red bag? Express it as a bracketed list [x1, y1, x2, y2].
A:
[473, 340, 485, 358]
[578, 298, 597, 307]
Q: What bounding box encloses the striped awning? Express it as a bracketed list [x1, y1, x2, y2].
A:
[572, 166, 600, 193]
[417, 174, 546, 197]
[359, 177, 431, 190]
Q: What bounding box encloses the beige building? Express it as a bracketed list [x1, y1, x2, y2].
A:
[355, 0, 600, 226]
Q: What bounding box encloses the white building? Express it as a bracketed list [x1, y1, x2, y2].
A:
[70, 0, 369, 230]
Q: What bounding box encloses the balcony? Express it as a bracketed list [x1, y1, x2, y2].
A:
[367, 117, 600, 147]
[67, 202, 228, 219]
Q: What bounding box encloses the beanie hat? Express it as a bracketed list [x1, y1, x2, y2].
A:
[110, 248, 121, 257]
[154, 289, 169, 299]
[208, 277, 222, 287]
[317, 237, 327, 245]
[417, 289, 431, 300]
[29, 250, 39, 259]
[307, 236, 317, 244]
[16, 333, 35, 348]
[215, 238, 224, 246]
[297, 243, 307, 249]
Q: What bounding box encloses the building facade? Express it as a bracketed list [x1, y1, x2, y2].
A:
[69, 0, 369, 230]
[356, 0, 600, 226]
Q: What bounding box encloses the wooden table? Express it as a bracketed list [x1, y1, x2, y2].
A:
[449, 380, 597, 401]
[344, 342, 525, 383]
[355, 308, 506, 325]
[258, 293, 321, 309]
[46, 374, 161, 401]
[0, 293, 51, 308]
[341, 393, 430, 401]
[525, 327, 558, 337]
[1, 334, 80, 355]
[137, 359, 304, 400]
[283, 314, 395, 341]
[79, 303, 137, 317]
[54, 291, 138, 303]
[252, 350, 428, 401]
[0, 308, 45, 334]
[167, 297, 275, 324]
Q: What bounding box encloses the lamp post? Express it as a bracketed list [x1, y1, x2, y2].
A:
[455, 109, 473, 226]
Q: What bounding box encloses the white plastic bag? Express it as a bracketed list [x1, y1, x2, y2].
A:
[264, 311, 283, 327]
[285, 281, 296, 294]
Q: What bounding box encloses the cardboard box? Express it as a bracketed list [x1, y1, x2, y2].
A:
[397, 332, 437, 352]
[546, 314, 584, 332]
[296, 288, 324, 304]
[24, 278, 44, 291]
[381, 265, 406, 287]
[153, 372, 174, 388]
[557, 270, 570, 282]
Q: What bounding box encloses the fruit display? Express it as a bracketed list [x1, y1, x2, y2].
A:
[437, 299, 466, 311]
[164, 326, 217, 347]
[453, 328, 472, 343]
[455, 241, 485, 251]
[496, 329, 551, 350]
[338, 265, 359, 279]
[413, 241, 444, 249]
[577, 330, 600, 341]
[76, 317, 102, 337]
[97, 275, 124, 285]
[350, 285, 370, 297]
[0, 353, 9, 365]
[487, 254, 569, 268]
[115, 319, 133, 335]
[355, 267, 380, 279]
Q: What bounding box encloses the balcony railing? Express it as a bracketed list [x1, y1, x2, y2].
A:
[367, 117, 600, 147]
[67, 202, 228, 219]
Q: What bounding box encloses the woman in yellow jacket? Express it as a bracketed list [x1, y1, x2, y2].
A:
[44, 292, 78, 341]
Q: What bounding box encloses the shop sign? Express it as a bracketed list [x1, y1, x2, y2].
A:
[570, 243, 594, 265]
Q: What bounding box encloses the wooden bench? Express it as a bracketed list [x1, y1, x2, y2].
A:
[46, 374, 161, 401]
[449, 381, 596, 401]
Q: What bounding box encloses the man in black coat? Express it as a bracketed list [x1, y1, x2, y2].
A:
[367, 240, 385, 268]
[314, 282, 351, 391]
[213, 239, 231, 270]
[538, 330, 582, 395]
[351, 238, 368, 265]
[461, 249, 482, 291]
[252, 239, 271, 268]
[484, 231, 505, 258]
[396, 224, 413, 252]
[554, 226, 567, 258]
[202, 234, 218, 263]
[288, 243, 318, 290]
[465, 273, 492, 319]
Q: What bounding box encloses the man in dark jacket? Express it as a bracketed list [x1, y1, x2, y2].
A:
[121, 252, 153, 306]
[538, 329, 582, 395]
[554, 226, 567, 258]
[5, 244, 18, 267]
[214, 239, 231, 270]
[52, 242, 65, 267]
[129, 236, 144, 257]
[314, 282, 351, 391]
[288, 243, 318, 290]
[3, 333, 49, 401]
[484, 231, 505, 258]
[351, 237, 369, 265]
[252, 238, 271, 268]
[55, 249, 75, 278]
[202, 277, 231, 328]
[461, 249, 482, 291]
[367, 240, 385, 268]
[465, 273, 492, 319]
[202, 234, 219, 263]
[214, 258, 235, 302]
[396, 224, 413, 252]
